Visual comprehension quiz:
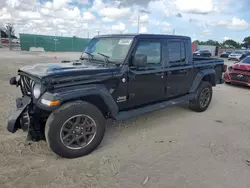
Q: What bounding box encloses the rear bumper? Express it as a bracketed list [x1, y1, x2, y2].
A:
[220, 55, 229, 58]
[7, 96, 31, 133]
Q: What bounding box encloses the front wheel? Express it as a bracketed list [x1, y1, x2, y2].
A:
[189, 81, 213, 112]
[45, 101, 106, 158]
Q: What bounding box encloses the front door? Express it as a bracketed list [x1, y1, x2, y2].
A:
[165, 39, 194, 98]
[127, 39, 165, 108]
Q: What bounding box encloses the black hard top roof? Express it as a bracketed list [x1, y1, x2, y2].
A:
[94, 33, 191, 40]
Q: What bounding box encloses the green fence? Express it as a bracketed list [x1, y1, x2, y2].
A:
[19, 34, 91, 52]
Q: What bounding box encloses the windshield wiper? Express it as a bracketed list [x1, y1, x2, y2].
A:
[97, 52, 110, 65]
[97, 52, 121, 66]
[80, 51, 94, 62]
[98, 52, 109, 61]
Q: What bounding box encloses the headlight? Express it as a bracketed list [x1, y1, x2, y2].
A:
[33, 83, 41, 99]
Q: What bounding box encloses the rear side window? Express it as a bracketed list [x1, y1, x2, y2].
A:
[135, 40, 161, 65]
[168, 41, 186, 64]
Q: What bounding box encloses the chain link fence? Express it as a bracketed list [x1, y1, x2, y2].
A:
[20, 34, 91, 52]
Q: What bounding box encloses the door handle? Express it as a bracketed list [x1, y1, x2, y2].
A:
[156, 72, 164, 76]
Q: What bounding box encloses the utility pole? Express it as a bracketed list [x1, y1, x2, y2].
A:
[173, 28, 175, 35]
[136, 10, 150, 33]
[8, 27, 12, 51]
[137, 14, 140, 33]
[0, 30, 2, 48]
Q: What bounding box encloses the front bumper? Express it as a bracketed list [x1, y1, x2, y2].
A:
[228, 56, 241, 60]
[7, 96, 31, 133]
[224, 72, 250, 86]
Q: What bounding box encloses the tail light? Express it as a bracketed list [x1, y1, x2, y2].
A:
[223, 64, 227, 72]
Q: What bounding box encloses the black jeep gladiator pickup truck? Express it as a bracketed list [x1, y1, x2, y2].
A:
[8, 34, 226, 158]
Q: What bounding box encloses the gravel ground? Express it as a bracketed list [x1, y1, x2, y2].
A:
[0, 49, 250, 188]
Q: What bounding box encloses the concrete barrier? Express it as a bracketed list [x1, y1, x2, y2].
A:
[29, 47, 45, 52]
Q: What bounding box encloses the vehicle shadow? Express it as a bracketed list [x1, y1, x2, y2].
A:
[101, 102, 192, 147]
[224, 82, 250, 90]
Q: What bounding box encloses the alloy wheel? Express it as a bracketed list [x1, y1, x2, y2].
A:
[60, 114, 97, 150]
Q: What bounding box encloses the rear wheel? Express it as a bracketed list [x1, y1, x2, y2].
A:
[189, 81, 212, 112]
[45, 101, 106, 158]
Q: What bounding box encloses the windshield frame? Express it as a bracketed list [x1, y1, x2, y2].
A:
[82, 37, 135, 65]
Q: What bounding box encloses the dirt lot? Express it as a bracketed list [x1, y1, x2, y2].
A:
[0, 49, 250, 188]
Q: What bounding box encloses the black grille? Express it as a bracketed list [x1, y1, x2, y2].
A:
[20, 75, 35, 96]
[230, 73, 249, 82]
[233, 68, 250, 72]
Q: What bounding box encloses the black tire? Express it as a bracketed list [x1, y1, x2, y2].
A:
[45, 100, 106, 158]
[189, 81, 212, 112]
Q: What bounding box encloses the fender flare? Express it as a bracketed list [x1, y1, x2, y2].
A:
[37, 84, 119, 117]
[189, 69, 216, 93]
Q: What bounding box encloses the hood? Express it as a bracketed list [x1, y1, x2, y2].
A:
[18, 60, 121, 85]
[19, 60, 116, 78]
[231, 62, 250, 71]
[230, 53, 242, 56]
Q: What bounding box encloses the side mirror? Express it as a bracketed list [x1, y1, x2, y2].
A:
[132, 54, 147, 67]
[233, 61, 239, 64]
[9, 76, 17, 85]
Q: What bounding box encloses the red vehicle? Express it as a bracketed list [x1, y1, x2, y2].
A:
[1, 38, 9, 44]
[224, 56, 250, 86]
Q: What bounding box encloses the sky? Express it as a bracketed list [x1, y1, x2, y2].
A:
[0, 0, 250, 42]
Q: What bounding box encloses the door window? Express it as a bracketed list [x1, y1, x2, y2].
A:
[168, 41, 186, 64]
[135, 40, 161, 65]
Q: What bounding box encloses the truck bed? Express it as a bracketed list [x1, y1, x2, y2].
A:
[193, 57, 225, 85]
[193, 57, 224, 64]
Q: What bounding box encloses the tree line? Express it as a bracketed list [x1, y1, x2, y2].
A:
[194, 37, 250, 49]
[0, 23, 16, 38]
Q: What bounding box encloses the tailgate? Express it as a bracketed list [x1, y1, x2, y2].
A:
[215, 61, 226, 84]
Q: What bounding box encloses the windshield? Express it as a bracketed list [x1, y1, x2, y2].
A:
[234, 51, 243, 54]
[241, 56, 250, 64]
[83, 37, 133, 63]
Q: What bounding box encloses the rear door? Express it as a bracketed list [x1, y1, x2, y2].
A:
[127, 39, 165, 108]
[164, 39, 194, 98]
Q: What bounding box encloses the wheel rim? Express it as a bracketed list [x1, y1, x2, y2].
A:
[60, 114, 97, 150]
[199, 88, 211, 108]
